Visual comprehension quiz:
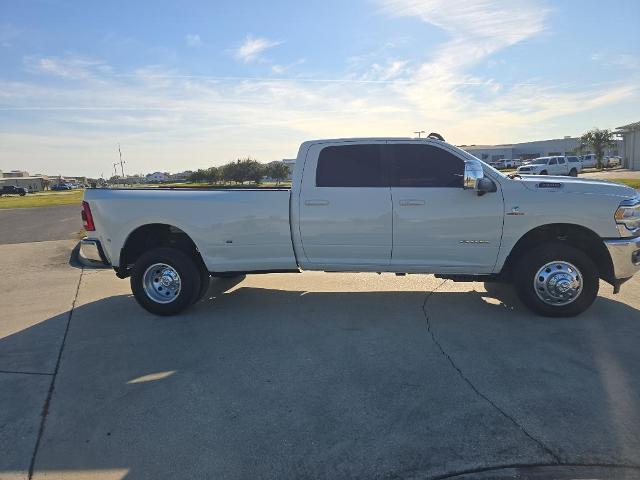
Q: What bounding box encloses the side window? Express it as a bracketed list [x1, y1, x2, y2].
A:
[390, 144, 464, 188]
[549, 158, 558, 165]
[316, 144, 384, 187]
[558, 157, 566, 164]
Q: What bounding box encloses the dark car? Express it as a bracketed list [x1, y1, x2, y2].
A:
[0, 185, 28, 196]
[51, 183, 72, 191]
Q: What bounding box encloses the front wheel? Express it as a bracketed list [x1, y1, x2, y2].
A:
[569, 168, 578, 177]
[540, 170, 548, 175]
[514, 242, 599, 317]
[130, 247, 202, 315]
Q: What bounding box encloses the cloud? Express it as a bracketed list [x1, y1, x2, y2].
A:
[235, 35, 281, 63]
[24, 55, 110, 80]
[185, 33, 202, 48]
[592, 52, 640, 71]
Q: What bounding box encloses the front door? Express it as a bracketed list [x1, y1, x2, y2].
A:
[298, 142, 392, 268]
[388, 141, 504, 273]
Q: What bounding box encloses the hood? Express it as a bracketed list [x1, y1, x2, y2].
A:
[516, 175, 637, 198]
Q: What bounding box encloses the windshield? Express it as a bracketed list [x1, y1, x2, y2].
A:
[529, 158, 549, 165]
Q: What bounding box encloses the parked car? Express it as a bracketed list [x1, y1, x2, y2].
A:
[516, 156, 579, 176]
[0, 185, 28, 196]
[581, 154, 597, 168]
[604, 156, 621, 168]
[81, 137, 640, 318]
[566, 155, 583, 174]
[502, 159, 519, 169]
[51, 183, 73, 191]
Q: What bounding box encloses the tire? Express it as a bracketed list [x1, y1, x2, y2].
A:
[130, 247, 202, 316]
[540, 170, 548, 175]
[514, 242, 599, 317]
[193, 262, 211, 304]
[569, 168, 578, 177]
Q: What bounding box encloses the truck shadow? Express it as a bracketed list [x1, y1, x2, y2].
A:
[2, 282, 640, 479]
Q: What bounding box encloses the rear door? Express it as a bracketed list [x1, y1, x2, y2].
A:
[388, 141, 503, 272]
[297, 141, 392, 267]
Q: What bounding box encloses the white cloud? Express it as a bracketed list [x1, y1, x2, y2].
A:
[185, 33, 202, 48]
[592, 52, 640, 71]
[235, 35, 281, 63]
[24, 55, 110, 80]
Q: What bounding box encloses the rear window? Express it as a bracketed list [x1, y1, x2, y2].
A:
[316, 144, 384, 187]
[390, 144, 464, 187]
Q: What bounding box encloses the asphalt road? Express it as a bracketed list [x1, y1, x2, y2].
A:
[0, 205, 82, 245]
[1, 240, 639, 479]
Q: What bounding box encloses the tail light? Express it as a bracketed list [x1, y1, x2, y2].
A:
[81, 201, 95, 231]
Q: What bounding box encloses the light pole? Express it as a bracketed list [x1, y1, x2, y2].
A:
[413, 130, 425, 139]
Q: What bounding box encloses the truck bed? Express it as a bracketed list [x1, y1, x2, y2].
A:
[84, 187, 298, 272]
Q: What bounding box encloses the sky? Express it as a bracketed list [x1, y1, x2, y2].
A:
[1, 0, 639, 178]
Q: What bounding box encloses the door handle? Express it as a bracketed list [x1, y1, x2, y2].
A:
[399, 199, 425, 206]
[305, 199, 330, 206]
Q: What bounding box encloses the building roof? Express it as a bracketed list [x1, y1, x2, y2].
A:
[617, 121, 640, 131]
[0, 176, 47, 181]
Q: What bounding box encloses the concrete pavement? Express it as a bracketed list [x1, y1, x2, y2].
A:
[1, 240, 640, 479]
[0, 205, 82, 245]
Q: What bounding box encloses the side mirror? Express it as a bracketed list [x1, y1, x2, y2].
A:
[463, 160, 495, 195]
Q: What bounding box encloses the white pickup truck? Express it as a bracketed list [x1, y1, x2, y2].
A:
[81, 137, 640, 317]
[516, 156, 580, 177]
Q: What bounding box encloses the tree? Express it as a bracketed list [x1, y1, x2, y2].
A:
[266, 162, 290, 185]
[578, 128, 617, 169]
[221, 158, 265, 184]
[187, 169, 207, 183]
[205, 166, 220, 183]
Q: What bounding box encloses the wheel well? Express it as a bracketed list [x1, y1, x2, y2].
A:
[502, 224, 615, 285]
[118, 224, 206, 277]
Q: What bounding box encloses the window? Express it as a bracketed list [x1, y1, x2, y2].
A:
[390, 144, 464, 188]
[316, 144, 384, 187]
[549, 158, 558, 165]
[558, 157, 566, 164]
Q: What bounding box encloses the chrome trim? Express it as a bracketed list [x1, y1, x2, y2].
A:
[463, 159, 484, 190]
[604, 236, 640, 280]
[615, 195, 640, 238]
[79, 238, 109, 266]
[534, 260, 583, 306]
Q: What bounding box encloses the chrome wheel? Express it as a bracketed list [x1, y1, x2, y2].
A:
[143, 263, 181, 304]
[534, 261, 583, 306]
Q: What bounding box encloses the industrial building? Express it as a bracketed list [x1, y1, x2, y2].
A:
[617, 121, 640, 171]
[460, 137, 622, 163]
[0, 176, 48, 192]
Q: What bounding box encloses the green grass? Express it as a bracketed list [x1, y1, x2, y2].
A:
[0, 189, 84, 209]
[611, 178, 640, 190]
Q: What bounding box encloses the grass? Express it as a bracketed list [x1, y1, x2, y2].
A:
[611, 178, 640, 190]
[0, 189, 84, 209]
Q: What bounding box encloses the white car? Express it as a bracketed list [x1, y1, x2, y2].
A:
[566, 155, 583, 174]
[581, 154, 597, 168]
[80, 137, 640, 318]
[516, 156, 579, 176]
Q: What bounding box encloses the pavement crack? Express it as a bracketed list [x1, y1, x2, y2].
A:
[421, 280, 562, 464]
[0, 369, 53, 376]
[28, 266, 84, 479]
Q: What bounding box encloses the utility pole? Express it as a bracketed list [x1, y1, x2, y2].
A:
[118, 143, 126, 178]
[112, 163, 118, 177]
[413, 130, 425, 139]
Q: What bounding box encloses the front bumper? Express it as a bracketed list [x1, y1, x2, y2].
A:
[604, 236, 640, 280]
[79, 238, 110, 266]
